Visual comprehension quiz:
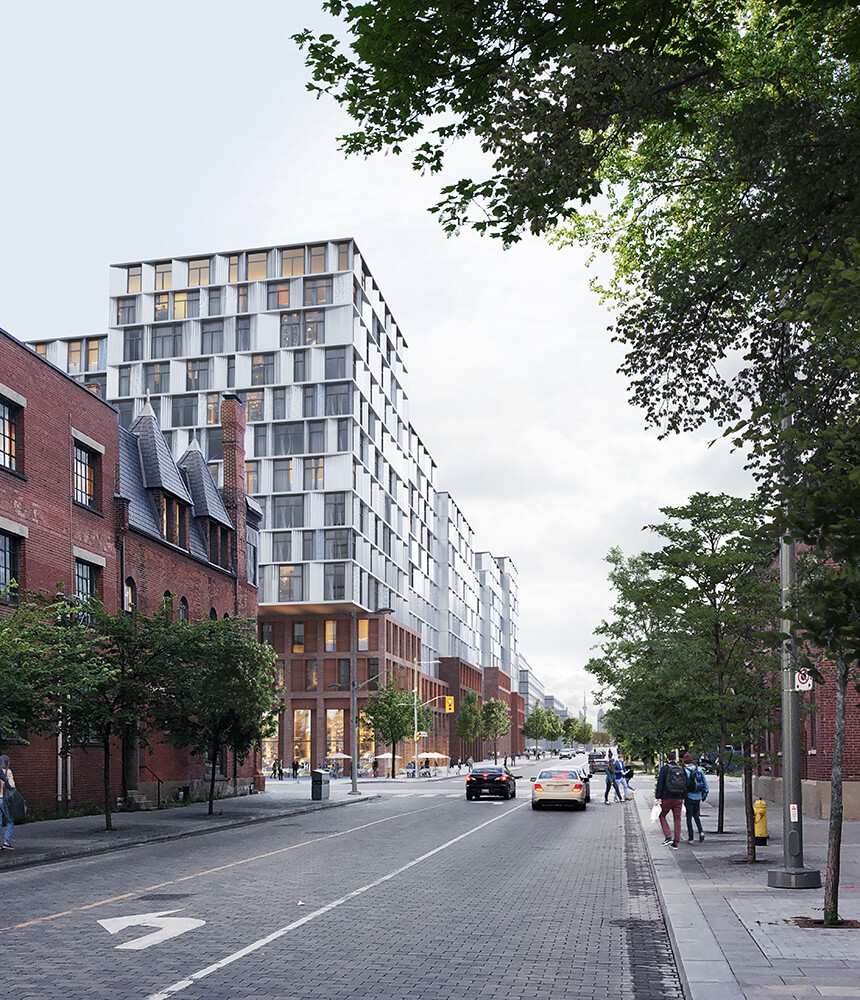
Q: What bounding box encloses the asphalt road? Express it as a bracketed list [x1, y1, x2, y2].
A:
[3, 763, 684, 1000]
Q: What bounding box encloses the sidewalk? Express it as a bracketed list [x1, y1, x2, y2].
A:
[631, 774, 860, 1000]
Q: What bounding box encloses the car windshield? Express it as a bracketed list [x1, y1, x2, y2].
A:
[538, 769, 578, 780]
[476, 767, 503, 774]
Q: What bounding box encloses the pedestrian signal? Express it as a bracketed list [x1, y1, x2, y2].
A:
[445, 696, 455, 713]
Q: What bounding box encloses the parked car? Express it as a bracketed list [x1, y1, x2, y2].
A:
[531, 766, 589, 810]
[465, 765, 517, 801]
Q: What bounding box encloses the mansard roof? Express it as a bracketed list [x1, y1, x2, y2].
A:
[177, 438, 233, 529]
[128, 400, 193, 504]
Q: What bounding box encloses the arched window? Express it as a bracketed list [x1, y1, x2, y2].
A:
[123, 577, 136, 613]
[179, 597, 189, 621]
[209, 607, 218, 620]
[163, 590, 174, 618]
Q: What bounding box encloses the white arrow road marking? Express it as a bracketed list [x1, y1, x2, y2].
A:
[98, 909, 205, 950]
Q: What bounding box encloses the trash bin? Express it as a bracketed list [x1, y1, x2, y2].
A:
[311, 768, 330, 801]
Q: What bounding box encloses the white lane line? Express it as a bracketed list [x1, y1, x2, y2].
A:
[146, 803, 523, 1000]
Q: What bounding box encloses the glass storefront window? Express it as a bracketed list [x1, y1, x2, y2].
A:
[293, 708, 311, 774]
[358, 719, 375, 775]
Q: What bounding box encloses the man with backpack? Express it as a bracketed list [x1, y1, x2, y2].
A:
[655, 751, 688, 848]
[682, 752, 709, 842]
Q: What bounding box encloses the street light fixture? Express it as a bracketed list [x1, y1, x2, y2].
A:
[348, 606, 393, 795]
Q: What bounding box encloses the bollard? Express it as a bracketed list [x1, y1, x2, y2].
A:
[754, 797, 768, 845]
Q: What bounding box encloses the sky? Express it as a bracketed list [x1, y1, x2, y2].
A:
[0, 1, 752, 723]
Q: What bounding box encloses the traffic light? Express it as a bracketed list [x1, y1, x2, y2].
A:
[445, 696, 455, 713]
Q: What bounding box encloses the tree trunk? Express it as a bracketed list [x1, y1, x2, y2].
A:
[103, 734, 113, 831]
[390, 741, 396, 779]
[208, 740, 219, 815]
[743, 738, 756, 862]
[824, 654, 848, 925]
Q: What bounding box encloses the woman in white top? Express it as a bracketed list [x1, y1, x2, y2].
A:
[0, 754, 16, 849]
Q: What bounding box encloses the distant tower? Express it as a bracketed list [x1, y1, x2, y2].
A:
[579, 691, 587, 724]
[597, 708, 605, 731]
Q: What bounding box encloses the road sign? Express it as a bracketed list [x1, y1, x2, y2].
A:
[98, 909, 205, 950]
[795, 668, 813, 691]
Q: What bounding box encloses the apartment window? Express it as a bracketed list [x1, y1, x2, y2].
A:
[325, 529, 351, 560]
[73, 443, 98, 507]
[237, 285, 248, 312]
[325, 492, 347, 526]
[325, 620, 337, 651]
[186, 359, 209, 391]
[268, 282, 290, 309]
[273, 458, 293, 492]
[226, 355, 235, 387]
[305, 658, 318, 691]
[172, 396, 197, 427]
[304, 278, 332, 306]
[208, 286, 222, 315]
[86, 338, 105, 371]
[117, 366, 131, 396]
[149, 397, 161, 421]
[303, 386, 316, 417]
[253, 425, 267, 456]
[280, 312, 301, 348]
[281, 247, 304, 277]
[207, 427, 223, 460]
[188, 258, 211, 286]
[249, 353, 274, 386]
[304, 457, 324, 490]
[154, 293, 169, 322]
[123, 328, 142, 361]
[337, 419, 350, 452]
[245, 461, 259, 495]
[33, 343, 48, 357]
[0, 398, 20, 471]
[236, 316, 251, 351]
[75, 559, 98, 600]
[173, 291, 199, 319]
[273, 422, 303, 455]
[293, 350, 306, 382]
[151, 324, 182, 358]
[117, 401, 134, 429]
[302, 530, 315, 561]
[67, 341, 82, 373]
[201, 321, 223, 355]
[338, 659, 350, 687]
[278, 565, 303, 602]
[308, 245, 326, 274]
[143, 362, 169, 395]
[116, 298, 136, 325]
[272, 388, 286, 420]
[273, 532, 291, 561]
[337, 242, 350, 271]
[247, 251, 267, 281]
[325, 348, 347, 380]
[304, 310, 325, 344]
[155, 261, 172, 290]
[0, 532, 20, 603]
[243, 390, 263, 421]
[308, 421, 325, 452]
[206, 393, 220, 424]
[273, 495, 303, 528]
[368, 657, 379, 683]
[127, 266, 142, 293]
[228, 255, 240, 282]
[324, 563, 346, 601]
[325, 383, 351, 415]
[358, 618, 369, 651]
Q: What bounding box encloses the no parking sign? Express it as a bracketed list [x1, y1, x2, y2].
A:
[794, 667, 814, 691]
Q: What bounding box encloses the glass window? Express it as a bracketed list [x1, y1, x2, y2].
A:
[75, 559, 98, 600]
[273, 532, 291, 561]
[228, 255, 240, 283]
[273, 458, 292, 492]
[206, 393, 220, 424]
[280, 312, 301, 348]
[278, 565, 303, 601]
[308, 245, 326, 274]
[308, 421, 325, 452]
[86, 338, 105, 372]
[0, 531, 20, 604]
[67, 341, 82, 374]
[208, 286, 222, 315]
[358, 618, 369, 651]
[273, 495, 303, 528]
[304, 457, 324, 490]
[304, 310, 325, 345]
[127, 266, 142, 293]
[123, 328, 142, 361]
[186, 359, 209, 391]
[337, 242, 350, 271]
[151, 324, 182, 358]
[116, 298, 136, 325]
[281, 247, 304, 277]
[1, 398, 19, 472]
[172, 396, 197, 426]
[304, 278, 332, 306]
[155, 262, 172, 290]
[368, 657, 379, 683]
[236, 316, 251, 351]
[254, 425, 267, 456]
[268, 282, 290, 309]
[292, 621, 305, 652]
[208, 427, 223, 460]
[201, 321, 223, 355]
[325, 529, 351, 559]
[325, 348, 347, 380]
[273, 422, 303, 455]
[144, 362, 169, 395]
[272, 388, 286, 420]
[251, 353, 274, 386]
[325, 383, 351, 415]
[123, 576, 136, 612]
[291, 350, 305, 383]
[325, 492, 347, 526]
[117, 401, 134, 429]
[244, 390, 263, 421]
[247, 251, 268, 281]
[174, 291, 199, 319]
[153, 293, 169, 322]
[226, 355, 235, 387]
[237, 284, 248, 312]
[324, 563, 346, 601]
[188, 258, 211, 286]
[302, 530, 314, 560]
[179, 596, 189, 620]
[117, 366, 131, 396]
[325, 620, 336, 651]
[337, 418, 350, 452]
[73, 443, 98, 507]
[303, 386, 316, 418]
[33, 343, 47, 357]
[305, 658, 318, 691]
[245, 461, 259, 495]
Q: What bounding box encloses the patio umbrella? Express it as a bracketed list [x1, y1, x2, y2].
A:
[423, 752, 449, 759]
[374, 753, 401, 758]
[326, 752, 352, 759]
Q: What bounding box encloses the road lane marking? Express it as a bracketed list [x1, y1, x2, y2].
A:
[0, 807, 436, 936]
[147, 802, 525, 1000]
[99, 909, 206, 950]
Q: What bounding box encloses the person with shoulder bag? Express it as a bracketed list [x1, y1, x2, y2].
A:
[0, 753, 26, 849]
[682, 752, 709, 842]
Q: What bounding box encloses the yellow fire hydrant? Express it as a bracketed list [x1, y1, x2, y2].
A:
[754, 797, 768, 845]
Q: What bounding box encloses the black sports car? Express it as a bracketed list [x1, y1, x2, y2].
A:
[465, 765, 517, 800]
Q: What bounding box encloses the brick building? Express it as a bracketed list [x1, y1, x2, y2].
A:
[0, 327, 263, 810]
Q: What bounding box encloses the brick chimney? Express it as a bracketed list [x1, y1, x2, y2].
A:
[220, 393, 247, 583]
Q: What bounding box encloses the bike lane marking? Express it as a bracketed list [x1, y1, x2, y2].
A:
[147, 801, 526, 1000]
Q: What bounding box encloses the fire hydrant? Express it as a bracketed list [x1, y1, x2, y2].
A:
[754, 797, 768, 845]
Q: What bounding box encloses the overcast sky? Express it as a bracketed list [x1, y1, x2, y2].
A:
[0, 1, 752, 723]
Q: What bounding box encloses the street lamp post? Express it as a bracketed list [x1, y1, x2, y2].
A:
[349, 606, 394, 795]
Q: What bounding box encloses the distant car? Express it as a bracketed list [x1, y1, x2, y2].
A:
[466, 766, 517, 801]
[588, 751, 608, 774]
[531, 766, 589, 810]
[558, 747, 574, 759]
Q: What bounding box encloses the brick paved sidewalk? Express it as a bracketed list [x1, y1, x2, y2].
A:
[630, 774, 860, 1000]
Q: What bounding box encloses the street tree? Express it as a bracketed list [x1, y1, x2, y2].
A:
[0, 595, 58, 748]
[479, 699, 511, 763]
[544, 711, 563, 751]
[455, 691, 482, 753]
[562, 716, 592, 747]
[521, 704, 547, 755]
[361, 678, 433, 778]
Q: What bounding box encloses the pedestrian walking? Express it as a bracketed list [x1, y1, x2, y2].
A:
[467, 756, 474, 772]
[655, 752, 687, 848]
[614, 753, 631, 800]
[270, 760, 278, 781]
[372, 758, 379, 778]
[292, 758, 299, 779]
[604, 755, 624, 803]
[278, 760, 285, 781]
[682, 752, 709, 842]
[0, 754, 17, 849]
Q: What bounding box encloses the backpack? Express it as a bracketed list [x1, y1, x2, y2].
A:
[687, 766, 706, 794]
[664, 762, 688, 797]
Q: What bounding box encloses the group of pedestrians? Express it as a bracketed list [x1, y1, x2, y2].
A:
[654, 751, 709, 849]
[603, 751, 634, 804]
[269, 759, 301, 780]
